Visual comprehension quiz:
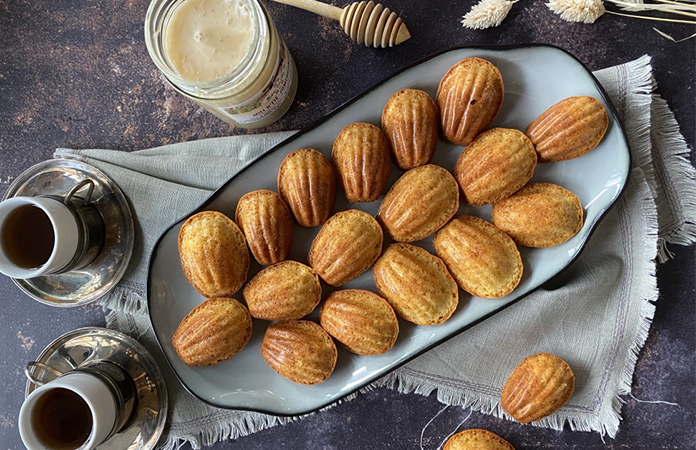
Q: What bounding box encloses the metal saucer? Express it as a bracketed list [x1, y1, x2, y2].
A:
[25, 327, 168, 450]
[3, 159, 135, 306]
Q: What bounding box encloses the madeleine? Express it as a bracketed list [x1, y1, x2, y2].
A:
[378, 164, 458, 242]
[308, 209, 383, 286]
[278, 148, 336, 227]
[434, 215, 522, 298]
[436, 57, 504, 146]
[178, 211, 249, 298]
[332, 122, 391, 202]
[382, 89, 439, 170]
[235, 190, 293, 265]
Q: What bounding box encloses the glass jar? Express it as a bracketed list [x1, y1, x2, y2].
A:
[144, 0, 298, 128]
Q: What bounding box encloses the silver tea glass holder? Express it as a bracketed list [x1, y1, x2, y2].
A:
[3, 159, 135, 306]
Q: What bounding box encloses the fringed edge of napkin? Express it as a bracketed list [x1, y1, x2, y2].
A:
[650, 92, 696, 261]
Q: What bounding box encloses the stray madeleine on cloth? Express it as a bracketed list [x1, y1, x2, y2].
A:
[501, 353, 575, 423]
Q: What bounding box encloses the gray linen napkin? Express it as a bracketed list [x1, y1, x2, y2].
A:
[54, 55, 696, 448]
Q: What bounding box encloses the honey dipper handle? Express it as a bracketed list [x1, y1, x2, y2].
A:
[269, 0, 343, 21]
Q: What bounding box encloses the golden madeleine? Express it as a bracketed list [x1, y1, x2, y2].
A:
[243, 261, 321, 321]
[235, 190, 293, 266]
[320, 289, 399, 355]
[172, 297, 252, 366]
[434, 215, 522, 298]
[278, 148, 336, 227]
[373, 244, 458, 325]
[308, 209, 383, 286]
[444, 429, 515, 450]
[261, 320, 338, 385]
[526, 96, 608, 162]
[492, 183, 583, 247]
[332, 122, 391, 202]
[378, 164, 459, 242]
[501, 353, 575, 424]
[178, 211, 249, 298]
[436, 57, 504, 146]
[453, 128, 537, 206]
[381, 89, 439, 170]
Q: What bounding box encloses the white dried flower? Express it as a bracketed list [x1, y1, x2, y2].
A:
[547, 0, 606, 23]
[462, 0, 516, 29]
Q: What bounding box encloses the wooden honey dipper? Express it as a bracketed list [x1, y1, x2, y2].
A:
[269, 0, 411, 48]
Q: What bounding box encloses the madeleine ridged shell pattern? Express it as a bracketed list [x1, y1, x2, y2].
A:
[373, 244, 458, 325]
[243, 261, 322, 321]
[378, 164, 459, 242]
[178, 211, 249, 298]
[501, 353, 575, 424]
[278, 148, 336, 228]
[436, 57, 504, 146]
[320, 289, 399, 355]
[444, 429, 515, 450]
[381, 89, 439, 170]
[332, 122, 391, 202]
[453, 128, 537, 206]
[526, 96, 608, 162]
[261, 320, 338, 385]
[434, 215, 523, 298]
[492, 183, 583, 247]
[308, 209, 383, 286]
[235, 190, 293, 266]
[172, 297, 252, 367]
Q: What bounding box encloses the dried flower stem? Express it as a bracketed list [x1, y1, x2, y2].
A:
[654, 0, 696, 10]
[606, 0, 696, 16]
[607, 9, 696, 22]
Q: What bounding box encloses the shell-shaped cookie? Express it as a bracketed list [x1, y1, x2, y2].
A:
[381, 89, 439, 170]
[436, 57, 504, 146]
[332, 123, 391, 202]
[243, 261, 321, 321]
[444, 429, 515, 450]
[378, 164, 459, 242]
[260, 320, 338, 385]
[526, 96, 608, 162]
[453, 128, 537, 206]
[373, 244, 458, 325]
[278, 148, 336, 227]
[433, 215, 523, 298]
[492, 183, 583, 247]
[308, 209, 383, 286]
[235, 190, 293, 266]
[320, 289, 399, 355]
[501, 353, 575, 423]
[172, 297, 252, 366]
[178, 211, 249, 298]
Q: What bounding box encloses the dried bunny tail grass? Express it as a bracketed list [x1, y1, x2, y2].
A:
[462, 0, 517, 29]
[547, 0, 606, 22]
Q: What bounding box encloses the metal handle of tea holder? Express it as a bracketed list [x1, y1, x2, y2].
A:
[24, 361, 65, 387]
[63, 179, 95, 206]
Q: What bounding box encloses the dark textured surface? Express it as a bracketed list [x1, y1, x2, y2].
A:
[0, 0, 694, 448]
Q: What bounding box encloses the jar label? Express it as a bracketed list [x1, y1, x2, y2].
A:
[216, 41, 295, 124]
